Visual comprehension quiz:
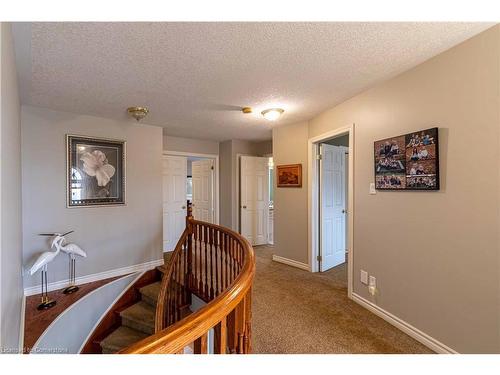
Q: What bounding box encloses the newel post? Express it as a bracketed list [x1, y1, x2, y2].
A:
[186, 200, 194, 290]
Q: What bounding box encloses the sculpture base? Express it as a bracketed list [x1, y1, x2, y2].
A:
[37, 300, 56, 310]
[63, 285, 79, 294]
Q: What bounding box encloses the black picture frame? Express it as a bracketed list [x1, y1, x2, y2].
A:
[66, 135, 126, 207]
[374, 127, 439, 191]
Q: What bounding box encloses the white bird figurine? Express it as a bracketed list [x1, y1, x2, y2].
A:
[58, 239, 87, 258]
[52, 231, 87, 294]
[29, 239, 62, 276]
[29, 230, 74, 310]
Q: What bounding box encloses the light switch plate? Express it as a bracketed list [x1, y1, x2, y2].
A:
[369, 275, 376, 287]
[360, 270, 368, 285]
[369, 182, 376, 194]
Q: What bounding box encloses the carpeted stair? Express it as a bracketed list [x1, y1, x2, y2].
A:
[99, 281, 161, 354]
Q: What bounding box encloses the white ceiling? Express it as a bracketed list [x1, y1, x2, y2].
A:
[13, 22, 493, 141]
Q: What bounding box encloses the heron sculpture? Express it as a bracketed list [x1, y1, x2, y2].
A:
[52, 231, 87, 294]
[30, 231, 73, 310]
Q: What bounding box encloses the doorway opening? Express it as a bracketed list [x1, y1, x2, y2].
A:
[238, 155, 272, 246]
[309, 125, 354, 297]
[268, 157, 274, 245]
[162, 152, 219, 252]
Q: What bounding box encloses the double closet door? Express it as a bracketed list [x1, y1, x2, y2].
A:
[162, 155, 215, 252]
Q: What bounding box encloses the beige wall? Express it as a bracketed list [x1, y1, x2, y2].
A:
[273, 26, 500, 353]
[22, 106, 163, 289]
[0, 22, 23, 351]
[273, 122, 309, 263]
[163, 135, 219, 155]
[219, 140, 232, 228]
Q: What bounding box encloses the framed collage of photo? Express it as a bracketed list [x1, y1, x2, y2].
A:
[66, 135, 126, 207]
[374, 127, 439, 191]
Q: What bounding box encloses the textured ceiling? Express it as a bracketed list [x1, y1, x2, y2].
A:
[13, 22, 493, 141]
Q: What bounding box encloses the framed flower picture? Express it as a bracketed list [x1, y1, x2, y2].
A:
[66, 135, 126, 207]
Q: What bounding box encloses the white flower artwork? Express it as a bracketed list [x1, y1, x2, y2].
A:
[67, 135, 126, 207]
[80, 150, 116, 187]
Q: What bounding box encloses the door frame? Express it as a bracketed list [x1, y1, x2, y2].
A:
[163, 151, 220, 225]
[237, 155, 270, 245]
[308, 124, 354, 298]
[236, 153, 272, 234]
[236, 153, 251, 232]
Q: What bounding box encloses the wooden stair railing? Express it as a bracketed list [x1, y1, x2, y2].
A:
[120, 201, 255, 354]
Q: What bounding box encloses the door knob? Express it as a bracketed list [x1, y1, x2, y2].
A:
[342, 209, 346, 214]
[182, 206, 186, 209]
[242, 205, 247, 209]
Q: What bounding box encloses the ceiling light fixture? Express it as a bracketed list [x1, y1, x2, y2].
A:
[127, 106, 149, 122]
[242, 107, 252, 114]
[261, 108, 284, 121]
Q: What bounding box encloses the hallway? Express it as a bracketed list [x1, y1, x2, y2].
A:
[251, 245, 432, 353]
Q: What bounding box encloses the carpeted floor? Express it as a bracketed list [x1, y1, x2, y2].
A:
[251, 245, 433, 354]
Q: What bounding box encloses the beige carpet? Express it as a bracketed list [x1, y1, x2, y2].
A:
[251, 245, 433, 354]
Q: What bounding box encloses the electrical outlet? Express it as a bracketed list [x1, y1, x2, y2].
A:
[368, 276, 377, 296]
[369, 182, 376, 195]
[360, 270, 368, 285]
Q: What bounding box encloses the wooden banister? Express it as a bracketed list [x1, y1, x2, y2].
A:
[120, 201, 255, 354]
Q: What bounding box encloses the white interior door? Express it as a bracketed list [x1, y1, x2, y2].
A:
[192, 159, 214, 223]
[240, 156, 269, 246]
[320, 144, 347, 271]
[162, 155, 187, 252]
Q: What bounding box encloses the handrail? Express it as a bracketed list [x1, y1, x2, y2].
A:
[154, 229, 188, 330]
[120, 202, 255, 354]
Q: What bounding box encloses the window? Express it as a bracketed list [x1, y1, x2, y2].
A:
[71, 168, 83, 201]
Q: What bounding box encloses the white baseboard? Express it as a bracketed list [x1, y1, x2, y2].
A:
[272, 255, 310, 271]
[351, 292, 458, 354]
[24, 259, 164, 296]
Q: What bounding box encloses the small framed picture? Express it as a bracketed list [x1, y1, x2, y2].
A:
[277, 164, 302, 188]
[66, 135, 126, 207]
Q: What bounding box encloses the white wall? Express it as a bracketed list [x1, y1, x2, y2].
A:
[163, 135, 219, 155]
[0, 22, 23, 352]
[21, 106, 163, 290]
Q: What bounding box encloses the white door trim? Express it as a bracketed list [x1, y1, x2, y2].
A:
[308, 124, 354, 298]
[163, 150, 219, 225]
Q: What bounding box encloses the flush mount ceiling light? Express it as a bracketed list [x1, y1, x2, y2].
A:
[127, 106, 149, 122]
[261, 108, 284, 121]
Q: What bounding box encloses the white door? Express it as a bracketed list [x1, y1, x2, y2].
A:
[192, 159, 214, 223]
[320, 144, 347, 271]
[240, 156, 269, 246]
[162, 155, 187, 252]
